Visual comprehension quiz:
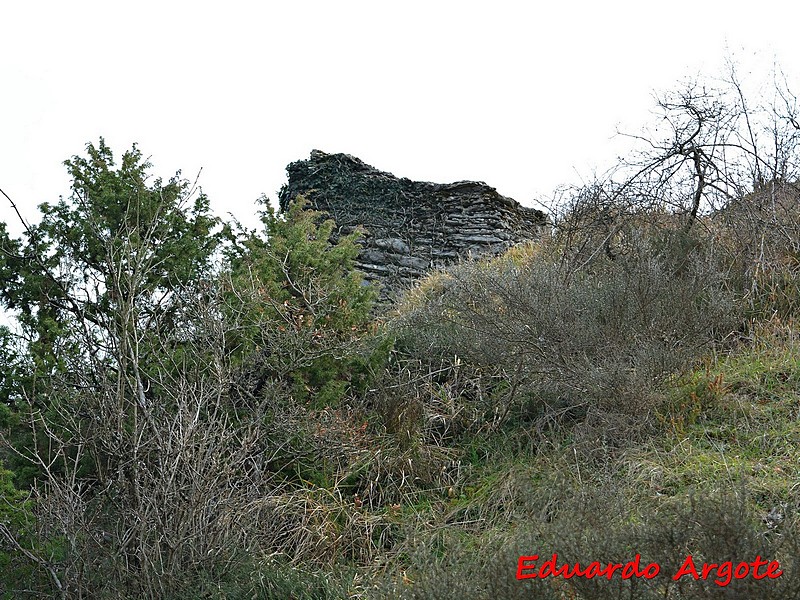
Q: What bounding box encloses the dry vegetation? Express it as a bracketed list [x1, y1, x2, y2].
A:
[2, 69, 800, 599]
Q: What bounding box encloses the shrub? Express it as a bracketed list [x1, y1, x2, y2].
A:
[224, 195, 378, 406]
[715, 181, 800, 320]
[390, 226, 743, 445]
[377, 485, 800, 600]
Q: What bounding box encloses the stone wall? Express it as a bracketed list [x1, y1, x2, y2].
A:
[279, 150, 549, 296]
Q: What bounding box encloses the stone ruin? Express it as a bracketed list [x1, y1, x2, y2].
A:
[278, 150, 549, 297]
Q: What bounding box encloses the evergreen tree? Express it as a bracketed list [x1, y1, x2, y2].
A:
[225, 195, 378, 404]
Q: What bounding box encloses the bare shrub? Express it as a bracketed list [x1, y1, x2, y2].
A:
[551, 63, 800, 322]
[1, 285, 281, 599]
[714, 181, 800, 319]
[390, 228, 742, 446]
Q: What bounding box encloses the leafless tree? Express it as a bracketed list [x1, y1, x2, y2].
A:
[551, 61, 800, 310]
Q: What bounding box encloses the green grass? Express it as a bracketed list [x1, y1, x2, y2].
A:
[364, 320, 800, 598]
[634, 323, 800, 506]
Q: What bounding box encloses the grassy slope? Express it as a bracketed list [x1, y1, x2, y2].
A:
[362, 320, 800, 599]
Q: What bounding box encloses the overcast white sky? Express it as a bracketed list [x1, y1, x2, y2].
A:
[2, 1, 799, 236]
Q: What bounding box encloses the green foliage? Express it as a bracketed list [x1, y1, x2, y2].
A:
[0, 140, 236, 598]
[0, 461, 42, 599]
[0, 460, 30, 536]
[0, 327, 22, 414]
[225, 195, 377, 404]
[0, 140, 224, 492]
[0, 138, 222, 405]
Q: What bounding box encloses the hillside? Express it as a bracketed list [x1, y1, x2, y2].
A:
[1, 73, 800, 599]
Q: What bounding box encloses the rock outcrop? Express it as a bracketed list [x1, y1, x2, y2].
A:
[279, 150, 549, 296]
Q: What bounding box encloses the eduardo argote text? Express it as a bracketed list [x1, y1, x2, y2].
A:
[517, 553, 783, 587]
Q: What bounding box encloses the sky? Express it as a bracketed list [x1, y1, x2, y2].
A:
[2, 1, 799, 236]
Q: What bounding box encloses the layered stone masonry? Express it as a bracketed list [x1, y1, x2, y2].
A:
[279, 150, 549, 296]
